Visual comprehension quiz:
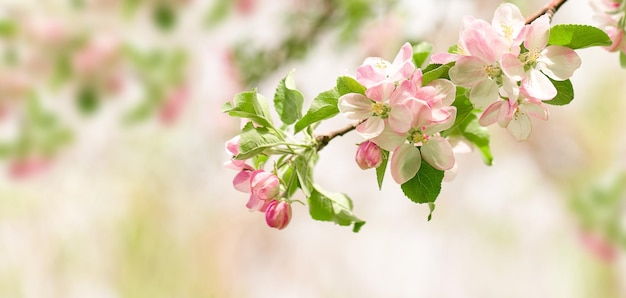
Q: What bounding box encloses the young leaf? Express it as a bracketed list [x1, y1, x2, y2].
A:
[222, 90, 274, 128]
[422, 63, 452, 85]
[294, 88, 340, 133]
[294, 152, 316, 197]
[543, 79, 574, 106]
[337, 76, 366, 96]
[401, 161, 445, 204]
[412, 42, 433, 68]
[548, 24, 611, 49]
[375, 150, 389, 190]
[274, 70, 304, 125]
[308, 186, 366, 232]
[620, 52, 626, 68]
[236, 122, 282, 160]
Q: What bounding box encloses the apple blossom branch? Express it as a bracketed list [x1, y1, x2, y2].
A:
[525, 0, 569, 24]
[314, 0, 571, 152]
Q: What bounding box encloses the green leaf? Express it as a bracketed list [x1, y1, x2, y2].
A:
[308, 186, 366, 233]
[293, 152, 316, 197]
[336, 76, 366, 96]
[153, 3, 177, 31]
[620, 52, 626, 68]
[401, 161, 445, 204]
[236, 122, 282, 160]
[422, 63, 452, 85]
[375, 150, 389, 190]
[0, 20, 17, 37]
[543, 79, 574, 106]
[460, 114, 493, 165]
[412, 42, 433, 68]
[548, 24, 611, 49]
[222, 90, 274, 128]
[76, 86, 99, 115]
[294, 88, 340, 133]
[274, 70, 304, 125]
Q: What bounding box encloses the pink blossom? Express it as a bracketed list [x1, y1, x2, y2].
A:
[356, 42, 415, 88]
[9, 157, 50, 179]
[160, 85, 189, 124]
[338, 80, 414, 139]
[73, 35, 120, 76]
[371, 84, 457, 184]
[479, 91, 548, 141]
[265, 200, 292, 230]
[503, 15, 582, 100]
[246, 170, 280, 212]
[224, 136, 254, 192]
[355, 141, 383, 170]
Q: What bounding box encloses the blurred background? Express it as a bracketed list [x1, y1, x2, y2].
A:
[0, 0, 624, 297]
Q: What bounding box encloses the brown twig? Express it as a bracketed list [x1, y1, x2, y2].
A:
[315, 123, 358, 151]
[525, 0, 569, 24]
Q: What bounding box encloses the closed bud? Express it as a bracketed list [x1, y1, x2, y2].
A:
[355, 141, 383, 170]
[265, 200, 292, 230]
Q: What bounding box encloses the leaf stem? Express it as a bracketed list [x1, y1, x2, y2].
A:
[525, 0, 569, 24]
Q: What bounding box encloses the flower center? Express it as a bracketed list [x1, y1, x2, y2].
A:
[484, 64, 502, 79]
[500, 23, 514, 40]
[371, 102, 391, 118]
[408, 127, 430, 145]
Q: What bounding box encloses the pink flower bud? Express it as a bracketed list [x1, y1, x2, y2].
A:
[265, 200, 292, 230]
[250, 170, 280, 200]
[355, 141, 383, 170]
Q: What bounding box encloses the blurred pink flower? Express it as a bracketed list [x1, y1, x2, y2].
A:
[160, 85, 189, 124]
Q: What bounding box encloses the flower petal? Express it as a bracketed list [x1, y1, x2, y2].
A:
[492, 3, 525, 42]
[519, 102, 549, 120]
[356, 117, 385, 139]
[479, 100, 505, 126]
[470, 79, 500, 109]
[388, 104, 413, 134]
[427, 79, 456, 106]
[524, 15, 550, 50]
[390, 143, 421, 184]
[507, 113, 532, 141]
[449, 56, 488, 87]
[501, 52, 525, 81]
[356, 64, 386, 88]
[538, 46, 582, 80]
[338, 93, 373, 120]
[421, 135, 455, 170]
[371, 125, 406, 151]
[366, 81, 395, 102]
[233, 170, 252, 193]
[523, 69, 557, 100]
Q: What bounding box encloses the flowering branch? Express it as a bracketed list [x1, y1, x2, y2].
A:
[525, 0, 569, 24]
[223, 1, 614, 232]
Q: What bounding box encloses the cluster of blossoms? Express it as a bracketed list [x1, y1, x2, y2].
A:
[591, 0, 626, 54]
[223, 2, 612, 231]
[433, 3, 581, 141]
[225, 136, 293, 230]
[339, 43, 458, 184]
